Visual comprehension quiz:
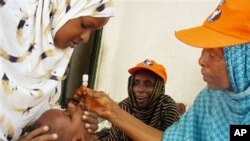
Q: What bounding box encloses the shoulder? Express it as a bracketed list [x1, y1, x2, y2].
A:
[118, 97, 132, 111]
[160, 94, 177, 104]
[118, 97, 129, 106]
[160, 95, 179, 113]
[193, 87, 217, 104]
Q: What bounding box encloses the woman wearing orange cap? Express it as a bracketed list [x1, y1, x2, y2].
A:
[77, 0, 250, 140]
[97, 59, 179, 141]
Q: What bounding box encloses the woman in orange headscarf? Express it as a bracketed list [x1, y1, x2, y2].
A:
[97, 59, 179, 141]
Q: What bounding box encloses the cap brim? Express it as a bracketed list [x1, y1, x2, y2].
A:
[175, 26, 249, 48]
[128, 66, 167, 83]
[128, 67, 151, 75]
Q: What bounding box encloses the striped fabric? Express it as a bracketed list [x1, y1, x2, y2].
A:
[99, 76, 179, 141]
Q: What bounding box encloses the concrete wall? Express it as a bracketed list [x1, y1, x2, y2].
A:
[95, 0, 219, 107]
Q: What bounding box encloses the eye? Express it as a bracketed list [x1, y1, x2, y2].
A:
[144, 81, 154, 88]
[209, 49, 222, 61]
[133, 80, 139, 86]
[209, 52, 216, 58]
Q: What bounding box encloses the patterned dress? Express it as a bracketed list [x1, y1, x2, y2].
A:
[0, 0, 114, 140]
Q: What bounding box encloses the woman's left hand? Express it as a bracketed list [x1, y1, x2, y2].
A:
[18, 126, 58, 141]
[68, 86, 99, 135]
[82, 111, 99, 134]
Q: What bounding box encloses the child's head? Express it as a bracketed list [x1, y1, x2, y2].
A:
[34, 108, 91, 141]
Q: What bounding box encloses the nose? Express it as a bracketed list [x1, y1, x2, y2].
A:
[198, 49, 206, 67]
[133, 84, 144, 93]
[80, 30, 92, 43]
[198, 55, 204, 67]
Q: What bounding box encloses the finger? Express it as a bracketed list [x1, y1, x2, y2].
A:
[74, 94, 81, 99]
[81, 86, 87, 90]
[87, 129, 98, 135]
[32, 133, 58, 141]
[73, 89, 83, 98]
[24, 126, 49, 140]
[85, 123, 99, 135]
[25, 126, 57, 140]
[78, 101, 85, 110]
[82, 114, 98, 124]
[85, 123, 98, 130]
[84, 111, 98, 118]
[85, 88, 94, 97]
[67, 101, 78, 108]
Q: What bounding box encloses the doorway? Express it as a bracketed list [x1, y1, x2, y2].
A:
[60, 29, 103, 108]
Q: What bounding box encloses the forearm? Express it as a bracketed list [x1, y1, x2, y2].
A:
[109, 107, 163, 141]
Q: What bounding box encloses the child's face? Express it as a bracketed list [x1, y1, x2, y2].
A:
[54, 16, 109, 49]
[36, 108, 90, 141]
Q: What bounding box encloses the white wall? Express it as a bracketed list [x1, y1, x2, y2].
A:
[95, 0, 219, 107]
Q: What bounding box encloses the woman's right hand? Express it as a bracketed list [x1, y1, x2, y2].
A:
[18, 126, 57, 141]
[71, 86, 119, 133]
[81, 87, 119, 120]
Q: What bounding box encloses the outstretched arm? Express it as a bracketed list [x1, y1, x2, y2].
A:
[82, 87, 164, 141]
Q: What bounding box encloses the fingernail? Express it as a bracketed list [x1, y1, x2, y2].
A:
[52, 133, 58, 139]
[85, 123, 90, 128]
[43, 126, 49, 131]
[82, 115, 87, 119]
[84, 111, 89, 115]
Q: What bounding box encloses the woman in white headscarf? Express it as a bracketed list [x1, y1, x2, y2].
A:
[0, 0, 114, 140]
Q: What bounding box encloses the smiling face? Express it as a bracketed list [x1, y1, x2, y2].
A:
[36, 108, 89, 141]
[198, 48, 231, 90]
[132, 70, 156, 109]
[54, 16, 109, 49]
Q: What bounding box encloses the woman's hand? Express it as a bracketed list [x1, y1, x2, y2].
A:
[18, 126, 57, 141]
[82, 111, 99, 134]
[68, 86, 99, 134]
[69, 86, 119, 134]
[82, 87, 119, 120]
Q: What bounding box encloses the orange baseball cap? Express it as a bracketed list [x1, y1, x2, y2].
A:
[128, 59, 167, 84]
[175, 0, 250, 48]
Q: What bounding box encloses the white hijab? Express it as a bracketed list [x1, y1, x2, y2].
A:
[0, 0, 114, 140]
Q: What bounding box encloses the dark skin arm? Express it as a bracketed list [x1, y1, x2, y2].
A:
[75, 87, 164, 141]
